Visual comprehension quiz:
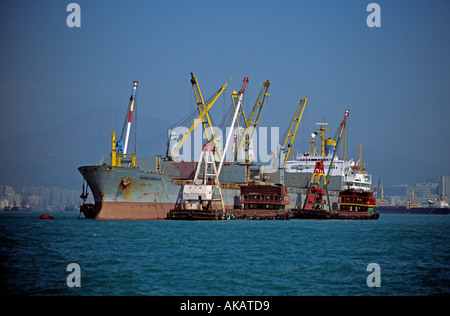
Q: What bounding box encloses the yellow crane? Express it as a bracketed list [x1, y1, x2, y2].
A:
[325, 109, 349, 182]
[190, 72, 223, 160]
[235, 79, 270, 162]
[231, 90, 248, 129]
[231, 80, 249, 156]
[170, 74, 231, 159]
[281, 98, 307, 167]
[407, 189, 420, 209]
[377, 178, 388, 207]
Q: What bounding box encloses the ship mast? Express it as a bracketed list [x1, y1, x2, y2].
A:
[315, 119, 332, 157]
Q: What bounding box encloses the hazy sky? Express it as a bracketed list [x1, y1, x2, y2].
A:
[0, 0, 449, 186]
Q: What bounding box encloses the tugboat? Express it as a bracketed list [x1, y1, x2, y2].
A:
[292, 109, 379, 220]
[236, 183, 292, 220]
[337, 189, 378, 219]
[336, 158, 379, 218]
[292, 163, 379, 220]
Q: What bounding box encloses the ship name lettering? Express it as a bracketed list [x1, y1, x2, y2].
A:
[139, 176, 161, 181]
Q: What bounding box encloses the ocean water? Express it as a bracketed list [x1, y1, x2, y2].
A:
[0, 211, 448, 296]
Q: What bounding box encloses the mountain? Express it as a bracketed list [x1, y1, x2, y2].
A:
[0, 107, 170, 189]
[1, 105, 443, 190]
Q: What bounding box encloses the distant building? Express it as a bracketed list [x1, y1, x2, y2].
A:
[1, 184, 82, 210]
[413, 182, 439, 204]
[382, 178, 448, 207]
[384, 184, 409, 197]
[1, 199, 9, 209]
[0, 185, 22, 209]
[442, 176, 450, 200]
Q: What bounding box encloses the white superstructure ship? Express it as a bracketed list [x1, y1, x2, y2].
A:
[283, 120, 373, 192]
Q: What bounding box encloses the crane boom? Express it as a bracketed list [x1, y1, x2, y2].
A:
[326, 109, 349, 182]
[282, 98, 307, 167]
[122, 81, 138, 155]
[232, 92, 246, 129]
[111, 81, 138, 167]
[190, 73, 219, 154]
[170, 75, 232, 159]
[218, 76, 248, 175]
[236, 79, 270, 161]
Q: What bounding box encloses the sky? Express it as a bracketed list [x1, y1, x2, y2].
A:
[0, 0, 449, 187]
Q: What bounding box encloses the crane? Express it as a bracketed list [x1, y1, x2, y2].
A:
[111, 81, 138, 167]
[281, 98, 307, 167]
[302, 109, 349, 212]
[235, 79, 270, 163]
[218, 77, 248, 175]
[182, 77, 248, 213]
[326, 109, 349, 182]
[377, 178, 388, 206]
[190, 72, 223, 160]
[169, 74, 232, 160]
[122, 81, 138, 155]
[231, 87, 248, 130]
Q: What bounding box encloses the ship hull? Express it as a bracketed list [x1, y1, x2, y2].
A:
[84, 201, 173, 220]
[78, 163, 243, 220]
[83, 201, 239, 220]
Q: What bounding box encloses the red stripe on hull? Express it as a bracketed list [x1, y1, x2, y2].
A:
[94, 202, 173, 220]
[87, 202, 236, 220]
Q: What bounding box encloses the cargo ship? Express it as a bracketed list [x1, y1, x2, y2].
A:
[375, 195, 450, 215]
[78, 76, 375, 220]
[375, 206, 450, 215]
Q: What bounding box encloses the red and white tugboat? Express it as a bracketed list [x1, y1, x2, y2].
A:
[292, 109, 379, 220]
[337, 189, 378, 219]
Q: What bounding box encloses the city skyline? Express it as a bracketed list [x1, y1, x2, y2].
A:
[0, 184, 83, 210]
[2, 174, 449, 210]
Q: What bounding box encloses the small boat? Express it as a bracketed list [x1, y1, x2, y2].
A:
[40, 214, 54, 220]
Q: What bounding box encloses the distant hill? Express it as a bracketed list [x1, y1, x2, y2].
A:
[0, 107, 170, 189]
[1, 106, 444, 190]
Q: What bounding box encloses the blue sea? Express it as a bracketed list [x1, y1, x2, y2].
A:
[0, 211, 448, 296]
